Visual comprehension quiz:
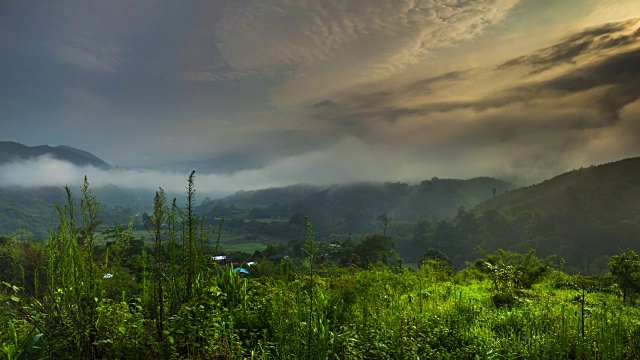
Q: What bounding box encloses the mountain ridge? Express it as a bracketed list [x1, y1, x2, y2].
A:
[0, 141, 110, 168]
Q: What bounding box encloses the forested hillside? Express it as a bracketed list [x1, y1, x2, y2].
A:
[477, 157, 640, 217]
[0, 186, 142, 239]
[415, 157, 640, 273]
[0, 186, 66, 238]
[1, 151, 638, 274]
[195, 158, 640, 273]
[198, 177, 517, 236]
[0, 142, 163, 237]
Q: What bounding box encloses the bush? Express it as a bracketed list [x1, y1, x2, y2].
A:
[476, 248, 554, 290]
[491, 292, 518, 308]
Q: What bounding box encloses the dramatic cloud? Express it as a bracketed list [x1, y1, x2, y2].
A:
[52, 43, 124, 72]
[182, 0, 520, 104]
[212, 0, 519, 75]
[2, 1, 640, 191]
[47, 0, 176, 72]
[303, 18, 640, 182]
[499, 18, 640, 73]
[491, 49, 640, 122]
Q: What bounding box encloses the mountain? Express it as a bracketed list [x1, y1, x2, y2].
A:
[0, 141, 110, 168]
[0, 142, 153, 238]
[202, 157, 638, 272]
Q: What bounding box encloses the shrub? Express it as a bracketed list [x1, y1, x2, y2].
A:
[476, 248, 554, 290]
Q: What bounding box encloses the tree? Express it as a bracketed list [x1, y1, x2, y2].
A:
[421, 248, 453, 271]
[609, 249, 640, 303]
[140, 212, 151, 230]
[262, 242, 290, 259]
[353, 234, 395, 267]
[411, 220, 435, 259]
[378, 214, 391, 238]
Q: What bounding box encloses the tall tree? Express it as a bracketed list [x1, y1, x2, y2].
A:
[609, 249, 640, 303]
[378, 214, 391, 239]
[354, 234, 395, 267]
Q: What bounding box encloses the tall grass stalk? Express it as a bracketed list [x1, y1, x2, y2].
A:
[149, 189, 167, 343]
[184, 170, 197, 301]
[303, 217, 315, 360]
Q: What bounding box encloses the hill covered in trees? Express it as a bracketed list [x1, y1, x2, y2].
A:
[0, 186, 67, 239]
[198, 177, 517, 235]
[196, 157, 639, 273]
[416, 157, 640, 273]
[0, 143, 159, 237]
[1, 143, 637, 275]
[476, 157, 640, 220]
[0, 186, 145, 239]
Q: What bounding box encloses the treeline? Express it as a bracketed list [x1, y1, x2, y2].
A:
[197, 158, 640, 274]
[394, 205, 640, 273]
[213, 200, 640, 274]
[0, 185, 141, 239]
[198, 177, 516, 235]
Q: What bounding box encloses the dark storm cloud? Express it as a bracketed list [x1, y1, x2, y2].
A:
[480, 48, 640, 123]
[312, 18, 640, 133]
[312, 100, 338, 109]
[401, 71, 469, 95]
[310, 70, 473, 128]
[499, 18, 640, 73]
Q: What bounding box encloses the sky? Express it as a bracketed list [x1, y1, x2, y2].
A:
[1, 0, 640, 193]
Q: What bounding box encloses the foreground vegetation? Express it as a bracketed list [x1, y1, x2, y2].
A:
[1, 174, 640, 359]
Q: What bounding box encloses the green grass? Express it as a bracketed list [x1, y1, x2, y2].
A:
[4, 244, 640, 359]
[94, 228, 269, 254]
[253, 218, 287, 223]
[218, 234, 268, 253]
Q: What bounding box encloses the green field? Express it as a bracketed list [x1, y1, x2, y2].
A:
[216, 232, 269, 253]
[96, 228, 269, 254]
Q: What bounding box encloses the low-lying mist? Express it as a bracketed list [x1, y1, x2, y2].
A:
[1, 128, 637, 200]
[0, 138, 526, 198]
